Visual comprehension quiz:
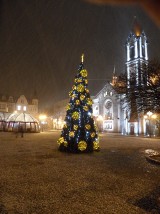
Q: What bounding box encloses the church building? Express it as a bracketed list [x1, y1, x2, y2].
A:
[92, 18, 149, 135]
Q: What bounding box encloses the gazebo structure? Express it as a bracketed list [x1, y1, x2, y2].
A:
[0, 112, 11, 131]
[5, 112, 40, 133]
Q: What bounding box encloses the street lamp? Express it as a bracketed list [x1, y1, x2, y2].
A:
[39, 114, 47, 132]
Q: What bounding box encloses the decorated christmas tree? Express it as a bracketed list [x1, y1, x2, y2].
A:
[57, 54, 100, 153]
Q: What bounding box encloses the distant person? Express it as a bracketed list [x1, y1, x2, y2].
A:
[19, 126, 24, 138]
[15, 127, 19, 138]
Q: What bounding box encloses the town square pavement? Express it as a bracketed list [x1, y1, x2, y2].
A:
[0, 131, 160, 214]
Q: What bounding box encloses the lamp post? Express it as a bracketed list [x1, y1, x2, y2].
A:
[39, 114, 47, 132]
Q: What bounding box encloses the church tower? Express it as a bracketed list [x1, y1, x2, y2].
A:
[110, 66, 118, 86]
[126, 17, 148, 87]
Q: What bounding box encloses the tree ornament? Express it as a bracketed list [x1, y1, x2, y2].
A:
[63, 124, 67, 129]
[72, 111, 79, 120]
[85, 79, 88, 84]
[93, 141, 100, 150]
[73, 125, 78, 130]
[66, 104, 71, 110]
[83, 106, 89, 111]
[85, 88, 89, 93]
[72, 85, 76, 90]
[78, 141, 87, 151]
[85, 124, 91, 130]
[69, 131, 75, 137]
[91, 132, 96, 138]
[57, 137, 64, 145]
[80, 69, 88, 77]
[87, 98, 93, 105]
[77, 78, 83, 83]
[74, 78, 78, 83]
[63, 141, 68, 147]
[75, 100, 80, 105]
[77, 84, 85, 92]
[69, 91, 72, 97]
[80, 95, 85, 101]
[72, 94, 76, 99]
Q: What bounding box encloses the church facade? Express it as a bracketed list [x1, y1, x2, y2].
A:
[92, 19, 151, 135]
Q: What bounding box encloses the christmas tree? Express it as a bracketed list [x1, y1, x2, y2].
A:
[57, 54, 100, 153]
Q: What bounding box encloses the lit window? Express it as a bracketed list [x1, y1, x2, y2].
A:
[23, 106, 27, 111]
[17, 105, 21, 110]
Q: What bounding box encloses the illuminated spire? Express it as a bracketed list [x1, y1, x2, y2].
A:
[111, 65, 117, 86]
[132, 16, 142, 37]
[81, 54, 84, 63]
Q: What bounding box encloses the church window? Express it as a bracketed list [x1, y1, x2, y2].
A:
[104, 91, 107, 97]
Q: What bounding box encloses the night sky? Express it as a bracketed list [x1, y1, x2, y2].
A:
[0, 0, 160, 109]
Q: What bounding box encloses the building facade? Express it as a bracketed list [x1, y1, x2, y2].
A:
[92, 19, 151, 135]
[0, 94, 39, 132]
[0, 94, 38, 117]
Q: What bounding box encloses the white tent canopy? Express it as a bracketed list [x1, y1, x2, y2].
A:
[0, 112, 40, 132]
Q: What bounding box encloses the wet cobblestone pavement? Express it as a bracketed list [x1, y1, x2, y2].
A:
[0, 132, 160, 214]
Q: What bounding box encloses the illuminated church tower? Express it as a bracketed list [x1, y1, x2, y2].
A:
[126, 17, 148, 87]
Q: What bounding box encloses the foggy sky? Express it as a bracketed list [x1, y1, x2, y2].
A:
[0, 0, 160, 109]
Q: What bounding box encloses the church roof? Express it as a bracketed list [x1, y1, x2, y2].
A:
[93, 82, 117, 99]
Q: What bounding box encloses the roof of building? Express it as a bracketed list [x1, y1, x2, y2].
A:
[6, 112, 39, 123]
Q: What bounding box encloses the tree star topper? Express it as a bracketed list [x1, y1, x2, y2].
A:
[81, 54, 84, 63]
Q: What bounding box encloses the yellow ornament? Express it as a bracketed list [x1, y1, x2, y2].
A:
[85, 79, 88, 84]
[80, 69, 88, 77]
[69, 91, 72, 97]
[80, 95, 85, 101]
[75, 100, 80, 105]
[78, 141, 87, 151]
[69, 131, 75, 137]
[85, 88, 89, 93]
[66, 104, 71, 110]
[85, 124, 91, 130]
[87, 98, 93, 105]
[72, 111, 79, 120]
[74, 78, 78, 83]
[77, 78, 83, 83]
[93, 141, 100, 150]
[73, 125, 78, 130]
[63, 141, 68, 147]
[63, 124, 67, 129]
[72, 85, 76, 90]
[57, 137, 64, 145]
[83, 106, 88, 111]
[77, 84, 85, 93]
[72, 94, 76, 99]
[91, 132, 96, 138]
